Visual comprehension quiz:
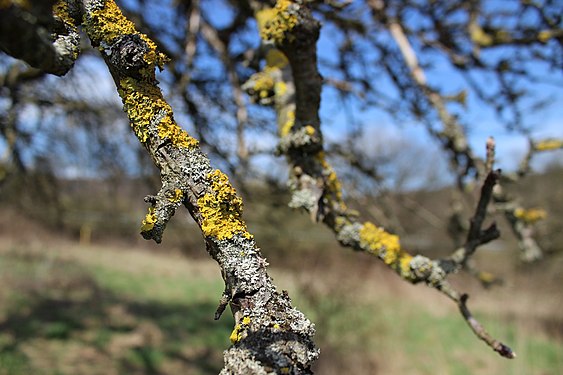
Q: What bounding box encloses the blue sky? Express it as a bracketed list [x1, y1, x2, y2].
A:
[311, 11, 563, 179]
[128, 0, 563, 182]
[2, 0, 561, 186]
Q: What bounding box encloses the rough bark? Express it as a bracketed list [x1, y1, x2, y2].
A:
[79, 0, 319, 373]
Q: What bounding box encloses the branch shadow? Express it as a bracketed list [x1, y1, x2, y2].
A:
[0, 250, 232, 375]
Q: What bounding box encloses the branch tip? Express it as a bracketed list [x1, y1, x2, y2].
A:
[459, 294, 515, 359]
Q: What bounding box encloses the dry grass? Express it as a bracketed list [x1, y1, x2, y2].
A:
[1, 196, 562, 374]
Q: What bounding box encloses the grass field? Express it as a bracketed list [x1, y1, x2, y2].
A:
[0, 235, 562, 374]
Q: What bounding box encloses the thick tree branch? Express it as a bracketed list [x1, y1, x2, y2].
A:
[0, 0, 81, 76]
[80, 0, 318, 372]
[251, 0, 514, 359]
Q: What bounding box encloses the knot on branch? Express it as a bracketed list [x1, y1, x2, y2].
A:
[105, 34, 150, 79]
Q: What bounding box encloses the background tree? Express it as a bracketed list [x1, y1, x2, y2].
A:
[1, 0, 562, 373]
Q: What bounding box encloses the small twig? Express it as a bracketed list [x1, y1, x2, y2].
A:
[215, 291, 231, 320]
[459, 294, 516, 359]
[485, 137, 495, 174]
[463, 169, 501, 262]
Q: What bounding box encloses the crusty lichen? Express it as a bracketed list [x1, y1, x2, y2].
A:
[266, 48, 289, 68]
[514, 207, 546, 224]
[85, 0, 167, 68]
[315, 151, 344, 204]
[140, 206, 156, 233]
[0, 0, 29, 9]
[359, 222, 413, 278]
[258, 0, 298, 44]
[279, 109, 295, 137]
[117, 77, 198, 147]
[167, 188, 184, 203]
[534, 139, 563, 152]
[197, 170, 253, 240]
[251, 69, 276, 99]
[229, 316, 252, 344]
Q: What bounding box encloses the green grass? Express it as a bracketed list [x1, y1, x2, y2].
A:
[0, 243, 562, 374]
[0, 245, 232, 375]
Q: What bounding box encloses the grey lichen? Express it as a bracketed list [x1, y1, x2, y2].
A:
[335, 222, 362, 247]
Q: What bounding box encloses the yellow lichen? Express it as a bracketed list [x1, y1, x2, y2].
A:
[538, 30, 553, 43]
[229, 316, 251, 344]
[359, 222, 410, 273]
[0, 0, 29, 9]
[275, 81, 287, 96]
[87, 1, 192, 149]
[51, 0, 80, 60]
[140, 206, 156, 233]
[304, 125, 315, 136]
[280, 109, 295, 137]
[88, 0, 137, 45]
[197, 170, 252, 240]
[535, 139, 563, 152]
[53, 0, 74, 28]
[229, 323, 242, 344]
[478, 271, 496, 284]
[470, 24, 493, 46]
[265, 48, 289, 68]
[315, 152, 344, 204]
[118, 77, 159, 143]
[118, 77, 198, 148]
[167, 188, 183, 203]
[157, 116, 199, 148]
[252, 70, 276, 98]
[258, 0, 298, 44]
[280, 368, 290, 374]
[87, 0, 167, 70]
[399, 254, 414, 278]
[255, 7, 277, 34]
[514, 208, 546, 224]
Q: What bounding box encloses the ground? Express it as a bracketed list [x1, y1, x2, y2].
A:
[0, 210, 562, 374]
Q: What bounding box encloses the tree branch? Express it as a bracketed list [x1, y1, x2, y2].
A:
[252, 0, 514, 359]
[80, 0, 318, 372]
[0, 0, 81, 76]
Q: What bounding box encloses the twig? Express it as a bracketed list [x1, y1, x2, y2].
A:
[459, 294, 516, 359]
